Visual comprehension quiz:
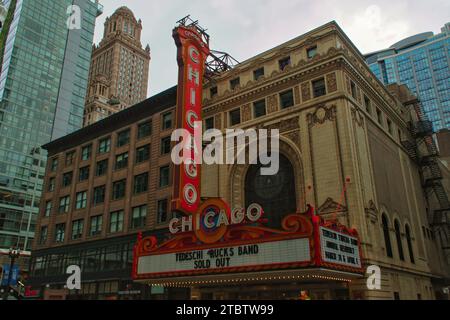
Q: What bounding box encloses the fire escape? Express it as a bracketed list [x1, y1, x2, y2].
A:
[402, 103, 450, 265]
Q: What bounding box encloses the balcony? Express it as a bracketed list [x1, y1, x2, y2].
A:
[412, 120, 433, 137]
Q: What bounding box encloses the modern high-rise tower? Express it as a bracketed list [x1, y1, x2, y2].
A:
[0, 0, 102, 268]
[83, 6, 150, 126]
[365, 23, 450, 131]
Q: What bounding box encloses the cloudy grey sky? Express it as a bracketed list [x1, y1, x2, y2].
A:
[93, 0, 449, 96]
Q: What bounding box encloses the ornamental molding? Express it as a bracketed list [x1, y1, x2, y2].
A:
[317, 197, 347, 215]
[307, 104, 337, 128]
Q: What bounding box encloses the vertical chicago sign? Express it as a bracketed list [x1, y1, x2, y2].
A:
[172, 26, 210, 214]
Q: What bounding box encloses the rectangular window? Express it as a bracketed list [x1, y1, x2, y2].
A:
[39, 226, 48, 245]
[65, 151, 75, 166]
[44, 201, 52, 217]
[307, 46, 317, 59]
[50, 158, 58, 172]
[210, 86, 218, 98]
[90, 215, 103, 236]
[81, 145, 92, 161]
[162, 112, 173, 130]
[115, 152, 129, 170]
[79, 166, 90, 182]
[48, 178, 55, 192]
[93, 186, 106, 206]
[205, 117, 215, 131]
[96, 159, 108, 176]
[312, 78, 326, 98]
[350, 81, 357, 99]
[98, 137, 111, 154]
[280, 89, 294, 109]
[117, 129, 130, 147]
[229, 108, 241, 126]
[71, 219, 84, 240]
[253, 67, 265, 81]
[376, 108, 383, 125]
[279, 56, 291, 70]
[59, 196, 71, 214]
[134, 173, 149, 194]
[157, 199, 168, 224]
[109, 210, 124, 233]
[159, 166, 170, 188]
[253, 99, 267, 118]
[75, 191, 87, 210]
[131, 205, 147, 229]
[364, 95, 371, 114]
[62, 172, 73, 188]
[55, 223, 66, 243]
[137, 121, 152, 139]
[230, 77, 240, 90]
[112, 180, 126, 200]
[136, 145, 150, 163]
[387, 119, 393, 134]
[161, 137, 171, 155]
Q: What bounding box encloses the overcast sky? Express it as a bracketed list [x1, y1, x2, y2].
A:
[93, 0, 449, 96]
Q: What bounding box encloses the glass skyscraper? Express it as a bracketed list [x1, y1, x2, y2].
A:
[0, 0, 102, 253]
[365, 23, 450, 131]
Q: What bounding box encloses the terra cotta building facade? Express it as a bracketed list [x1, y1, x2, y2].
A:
[29, 21, 450, 300]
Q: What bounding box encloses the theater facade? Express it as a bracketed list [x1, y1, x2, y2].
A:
[30, 21, 450, 300]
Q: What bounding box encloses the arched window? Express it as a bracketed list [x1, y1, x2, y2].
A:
[245, 154, 297, 228]
[382, 214, 393, 258]
[405, 225, 415, 264]
[394, 220, 405, 261]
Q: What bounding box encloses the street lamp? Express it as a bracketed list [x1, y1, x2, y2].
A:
[2, 247, 21, 300]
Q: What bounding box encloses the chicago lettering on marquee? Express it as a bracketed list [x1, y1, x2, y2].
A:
[172, 26, 210, 214]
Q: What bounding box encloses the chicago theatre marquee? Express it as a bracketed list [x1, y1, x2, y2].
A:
[133, 20, 450, 300]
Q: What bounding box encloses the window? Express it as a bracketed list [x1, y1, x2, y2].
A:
[96, 159, 108, 176]
[307, 46, 317, 59]
[44, 201, 52, 217]
[210, 86, 218, 98]
[59, 196, 70, 214]
[134, 173, 149, 194]
[394, 292, 400, 300]
[229, 108, 241, 126]
[117, 129, 130, 147]
[79, 166, 90, 182]
[394, 220, 405, 261]
[71, 219, 84, 240]
[75, 191, 87, 210]
[312, 78, 326, 98]
[253, 67, 265, 81]
[48, 178, 55, 192]
[90, 215, 103, 236]
[398, 129, 402, 142]
[253, 99, 267, 118]
[138, 121, 152, 139]
[161, 137, 171, 155]
[162, 112, 173, 130]
[405, 225, 415, 264]
[93, 186, 106, 206]
[350, 81, 357, 99]
[136, 145, 150, 163]
[159, 166, 170, 188]
[387, 119, 393, 134]
[280, 89, 294, 109]
[62, 172, 73, 187]
[382, 214, 393, 258]
[50, 158, 58, 172]
[205, 117, 215, 131]
[279, 56, 291, 70]
[55, 223, 66, 243]
[98, 137, 111, 154]
[376, 108, 383, 125]
[109, 210, 124, 233]
[65, 151, 75, 166]
[115, 152, 129, 170]
[131, 205, 147, 229]
[157, 199, 168, 224]
[112, 180, 126, 200]
[364, 95, 371, 114]
[81, 145, 92, 161]
[39, 226, 48, 245]
[230, 77, 240, 90]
